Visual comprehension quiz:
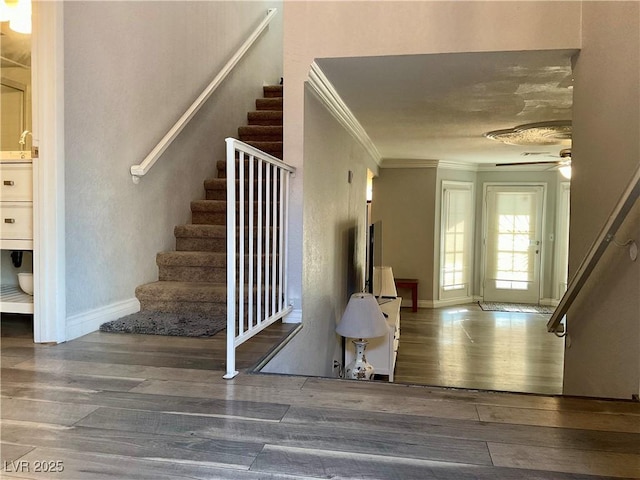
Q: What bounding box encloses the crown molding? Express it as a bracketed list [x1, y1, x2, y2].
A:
[379, 158, 439, 169]
[307, 62, 382, 165]
[477, 163, 555, 172]
[381, 158, 480, 171]
[437, 160, 479, 171]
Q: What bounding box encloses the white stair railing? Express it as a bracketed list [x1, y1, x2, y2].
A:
[224, 138, 295, 379]
[130, 8, 277, 183]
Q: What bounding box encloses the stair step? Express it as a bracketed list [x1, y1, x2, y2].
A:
[191, 200, 280, 225]
[174, 224, 226, 252]
[245, 141, 282, 155]
[135, 281, 278, 315]
[216, 158, 287, 178]
[157, 251, 226, 282]
[191, 200, 227, 225]
[263, 85, 283, 98]
[205, 179, 283, 201]
[247, 110, 283, 126]
[238, 125, 283, 141]
[256, 97, 283, 111]
[158, 251, 227, 267]
[157, 251, 280, 283]
[136, 281, 228, 315]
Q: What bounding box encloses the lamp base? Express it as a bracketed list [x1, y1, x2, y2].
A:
[345, 339, 375, 380]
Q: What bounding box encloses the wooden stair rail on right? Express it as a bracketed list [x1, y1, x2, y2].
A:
[547, 163, 640, 333]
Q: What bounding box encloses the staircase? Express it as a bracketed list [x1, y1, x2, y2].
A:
[134, 85, 283, 317]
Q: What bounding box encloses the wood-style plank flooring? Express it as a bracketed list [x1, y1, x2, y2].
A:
[2, 313, 640, 479]
[394, 304, 565, 394]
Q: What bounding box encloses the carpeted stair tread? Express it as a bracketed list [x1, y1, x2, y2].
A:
[247, 110, 283, 126]
[238, 125, 283, 141]
[191, 200, 227, 212]
[263, 85, 283, 98]
[175, 223, 276, 237]
[157, 251, 226, 267]
[136, 281, 228, 303]
[245, 140, 283, 151]
[174, 224, 226, 252]
[174, 224, 226, 238]
[215, 159, 288, 177]
[256, 97, 282, 111]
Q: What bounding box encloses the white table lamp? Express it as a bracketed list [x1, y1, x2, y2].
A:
[374, 266, 397, 298]
[336, 292, 389, 380]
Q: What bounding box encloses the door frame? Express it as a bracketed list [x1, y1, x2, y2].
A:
[553, 181, 571, 300]
[480, 182, 548, 304]
[32, 1, 66, 343]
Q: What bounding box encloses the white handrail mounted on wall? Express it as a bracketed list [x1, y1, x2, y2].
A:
[224, 138, 296, 379]
[130, 8, 277, 184]
[547, 163, 640, 333]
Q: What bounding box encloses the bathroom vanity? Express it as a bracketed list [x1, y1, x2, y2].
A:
[1, 154, 34, 314]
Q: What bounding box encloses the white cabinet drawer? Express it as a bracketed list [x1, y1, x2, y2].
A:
[1, 203, 33, 240]
[0, 164, 32, 201]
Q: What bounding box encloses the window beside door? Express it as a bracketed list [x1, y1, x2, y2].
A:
[439, 181, 474, 300]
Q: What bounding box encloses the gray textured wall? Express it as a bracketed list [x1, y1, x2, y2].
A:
[370, 168, 437, 303]
[64, 1, 282, 317]
[563, 1, 640, 399]
[262, 85, 373, 377]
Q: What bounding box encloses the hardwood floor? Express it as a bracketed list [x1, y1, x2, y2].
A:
[2, 313, 640, 479]
[394, 304, 565, 395]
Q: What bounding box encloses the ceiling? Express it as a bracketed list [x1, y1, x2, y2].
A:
[315, 49, 578, 166]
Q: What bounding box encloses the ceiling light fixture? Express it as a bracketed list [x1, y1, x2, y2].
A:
[1, 0, 31, 35]
[484, 120, 572, 146]
[559, 164, 572, 179]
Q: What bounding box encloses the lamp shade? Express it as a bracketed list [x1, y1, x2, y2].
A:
[373, 266, 397, 298]
[336, 292, 388, 339]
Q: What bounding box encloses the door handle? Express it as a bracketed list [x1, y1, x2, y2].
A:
[4, 218, 16, 224]
[3, 180, 15, 186]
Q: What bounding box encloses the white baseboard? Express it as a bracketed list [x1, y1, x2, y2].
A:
[540, 298, 560, 307]
[66, 297, 140, 341]
[283, 308, 302, 324]
[409, 297, 474, 309]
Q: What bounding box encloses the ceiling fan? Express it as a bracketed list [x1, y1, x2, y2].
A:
[496, 148, 572, 178]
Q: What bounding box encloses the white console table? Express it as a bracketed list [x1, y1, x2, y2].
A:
[345, 297, 401, 382]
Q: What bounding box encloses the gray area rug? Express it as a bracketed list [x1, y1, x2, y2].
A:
[478, 302, 555, 314]
[100, 311, 226, 337]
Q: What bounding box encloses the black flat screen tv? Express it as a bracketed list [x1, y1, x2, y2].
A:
[366, 221, 382, 295]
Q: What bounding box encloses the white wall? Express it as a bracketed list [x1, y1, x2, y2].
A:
[262, 84, 372, 376]
[63, 1, 282, 322]
[563, 1, 640, 399]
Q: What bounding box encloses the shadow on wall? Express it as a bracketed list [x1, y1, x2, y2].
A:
[345, 224, 362, 298]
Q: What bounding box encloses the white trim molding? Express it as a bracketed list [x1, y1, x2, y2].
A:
[283, 308, 302, 324]
[307, 62, 382, 165]
[66, 298, 140, 341]
[380, 158, 439, 169]
[414, 297, 475, 309]
[32, 1, 66, 343]
[381, 159, 480, 171]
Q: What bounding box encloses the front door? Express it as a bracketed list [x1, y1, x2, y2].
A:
[483, 185, 544, 304]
